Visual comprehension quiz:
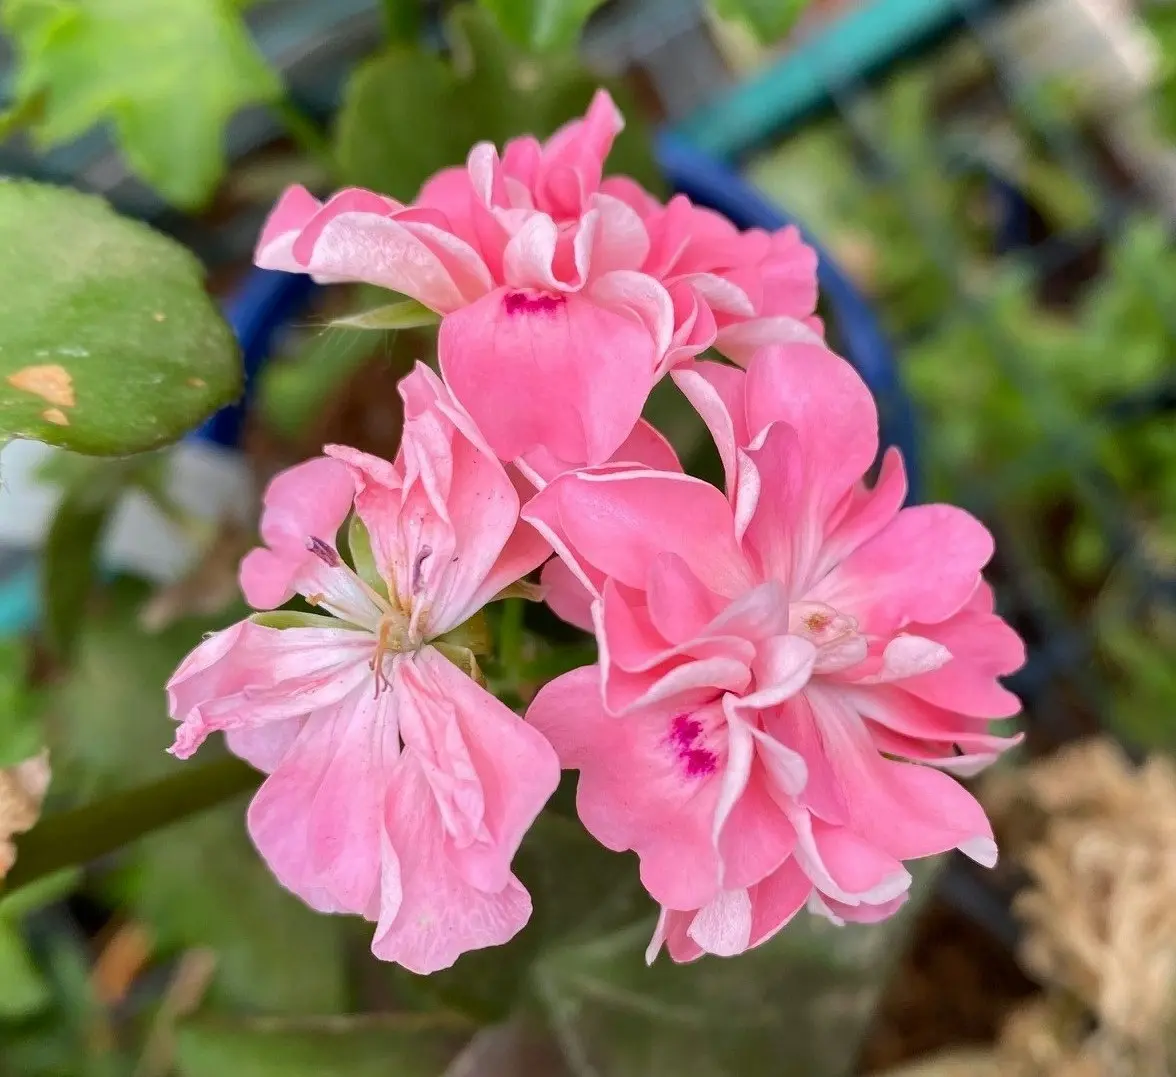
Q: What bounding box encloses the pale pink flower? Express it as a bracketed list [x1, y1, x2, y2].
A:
[167, 365, 558, 973]
[523, 343, 1024, 962]
[254, 90, 819, 472]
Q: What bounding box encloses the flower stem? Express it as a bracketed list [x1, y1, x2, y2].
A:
[5, 757, 260, 893]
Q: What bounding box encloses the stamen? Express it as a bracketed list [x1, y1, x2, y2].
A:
[412, 545, 433, 594]
[369, 619, 396, 698]
[306, 536, 340, 567]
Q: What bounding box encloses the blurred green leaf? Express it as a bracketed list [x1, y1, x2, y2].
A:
[478, 0, 607, 51]
[0, 641, 43, 768]
[0, 182, 242, 453]
[0, 868, 82, 919]
[2, 0, 282, 207]
[710, 0, 811, 42]
[380, 0, 421, 41]
[335, 6, 661, 202]
[174, 1015, 467, 1077]
[0, 918, 49, 1018]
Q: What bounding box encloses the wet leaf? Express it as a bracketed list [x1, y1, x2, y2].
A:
[0, 183, 241, 453]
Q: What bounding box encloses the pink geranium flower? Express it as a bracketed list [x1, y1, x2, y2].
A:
[167, 366, 558, 973]
[524, 343, 1024, 962]
[254, 90, 820, 472]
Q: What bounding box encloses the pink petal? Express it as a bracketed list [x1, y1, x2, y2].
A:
[226, 719, 304, 773]
[747, 859, 812, 948]
[744, 343, 879, 517]
[810, 505, 994, 636]
[588, 270, 674, 359]
[687, 889, 753, 956]
[589, 194, 651, 276]
[290, 190, 491, 311]
[716, 761, 797, 890]
[814, 447, 907, 579]
[517, 418, 682, 488]
[523, 469, 751, 598]
[714, 315, 825, 367]
[672, 360, 749, 502]
[801, 819, 912, 906]
[646, 552, 727, 644]
[525, 668, 728, 909]
[808, 685, 998, 868]
[372, 756, 533, 974]
[541, 557, 595, 632]
[439, 289, 657, 466]
[646, 907, 704, 964]
[246, 686, 399, 914]
[739, 422, 808, 585]
[254, 185, 322, 271]
[901, 606, 1025, 717]
[240, 456, 355, 610]
[167, 621, 374, 759]
[397, 649, 559, 893]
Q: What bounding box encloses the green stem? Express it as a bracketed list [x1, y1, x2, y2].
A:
[6, 757, 260, 892]
[273, 98, 336, 178]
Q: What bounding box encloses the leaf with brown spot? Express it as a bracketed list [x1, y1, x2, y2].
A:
[0, 181, 241, 454]
[7, 363, 75, 406]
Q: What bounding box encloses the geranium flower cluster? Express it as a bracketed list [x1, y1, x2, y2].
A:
[168, 91, 1024, 973]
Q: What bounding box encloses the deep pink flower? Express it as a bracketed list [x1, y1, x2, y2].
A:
[523, 344, 1024, 961]
[598, 182, 823, 367]
[167, 366, 558, 973]
[254, 90, 819, 471]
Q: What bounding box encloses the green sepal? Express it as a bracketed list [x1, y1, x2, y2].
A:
[347, 515, 388, 599]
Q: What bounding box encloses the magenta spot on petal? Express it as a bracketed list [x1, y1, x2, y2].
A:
[504, 291, 564, 316]
[670, 714, 702, 749]
[684, 747, 718, 777]
[668, 714, 716, 778]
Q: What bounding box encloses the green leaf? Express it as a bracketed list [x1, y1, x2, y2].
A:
[174, 1015, 467, 1077]
[709, 0, 811, 42]
[0, 641, 44, 768]
[335, 6, 662, 202]
[0, 182, 242, 454]
[331, 298, 441, 331]
[0, 918, 49, 1018]
[2, 0, 282, 207]
[478, 0, 607, 51]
